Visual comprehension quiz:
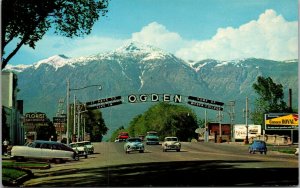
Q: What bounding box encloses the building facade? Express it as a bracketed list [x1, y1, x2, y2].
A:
[1, 71, 25, 145]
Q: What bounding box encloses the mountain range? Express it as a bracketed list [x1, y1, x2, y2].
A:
[6, 42, 298, 139]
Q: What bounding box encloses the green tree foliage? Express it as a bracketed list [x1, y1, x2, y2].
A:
[251, 76, 290, 125]
[116, 103, 199, 141]
[2, 0, 109, 69]
[84, 109, 108, 142]
[110, 126, 126, 142]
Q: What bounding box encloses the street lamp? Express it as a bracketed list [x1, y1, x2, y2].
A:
[66, 79, 102, 145]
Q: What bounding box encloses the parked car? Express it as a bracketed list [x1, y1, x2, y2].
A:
[162, 137, 181, 152]
[10, 140, 79, 163]
[124, 138, 145, 154]
[69, 142, 88, 158]
[145, 131, 160, 145]
[82, 141, 94, 154]
[249, 140, 267, 154]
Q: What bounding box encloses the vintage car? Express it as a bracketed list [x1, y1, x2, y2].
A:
[69, 142, 88, 158]
[118, 132, 129, 141]
[145, 131, 160, 145]
[82, 141, 94, 154]
[124, 138, 145, 154]
[162, 137, 181, 152]
[10, 140, 79, 163]
[249, 140, 267, 154]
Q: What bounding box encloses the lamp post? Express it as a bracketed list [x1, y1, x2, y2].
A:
[66, 79, 102, 145]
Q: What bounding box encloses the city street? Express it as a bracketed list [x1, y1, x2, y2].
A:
[22, 142, 298, 187]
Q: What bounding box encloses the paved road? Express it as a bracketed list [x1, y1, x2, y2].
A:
[23, 142, 298, 187]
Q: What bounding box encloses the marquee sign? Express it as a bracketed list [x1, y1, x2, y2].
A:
[265, 113, 298, 130]
[84, 94, 223, 111]
[24, 112, 47, 123]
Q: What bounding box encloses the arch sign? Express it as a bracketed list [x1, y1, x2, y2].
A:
[85, 94, 224, 111]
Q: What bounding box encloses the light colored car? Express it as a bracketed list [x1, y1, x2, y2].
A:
[145, 131, 160, 145]
[10, 140, 79, 163]
[82, 141, 94, 154]
[69, 142, 88, 158]
[162, 137, 181, 152]
[124, 138, 145, 154]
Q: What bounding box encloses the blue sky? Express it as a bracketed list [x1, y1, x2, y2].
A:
[5, 0, 298, 66]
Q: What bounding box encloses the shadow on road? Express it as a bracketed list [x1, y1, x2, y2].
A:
[25, 160, 298, 187]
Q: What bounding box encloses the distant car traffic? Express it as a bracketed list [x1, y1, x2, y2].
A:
[145, 131, 159, 145]
[124, 138, 145, 154]
[118, 132, 129, 141]
[10, 140, 79, 163]
[82, 141, 94, 154]
[249, 140, 267, 154]
[162, 137, 181, 152]
[69, 142, 88, 158]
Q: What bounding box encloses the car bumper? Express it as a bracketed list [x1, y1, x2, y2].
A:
[164, 145, 180, 150]
[146, 141, 159, 145]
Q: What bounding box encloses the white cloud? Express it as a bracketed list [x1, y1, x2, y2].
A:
[176, 9, 298, 61]
[131, 22, 186, 54]
[21, 9, 298, 63]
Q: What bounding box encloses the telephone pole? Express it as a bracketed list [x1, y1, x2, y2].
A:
[244, 96, 249, 144]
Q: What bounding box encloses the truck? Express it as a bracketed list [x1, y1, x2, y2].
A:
[145, 131, 159, 145]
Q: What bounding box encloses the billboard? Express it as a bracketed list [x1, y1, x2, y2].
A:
[265, 113, 298, 130]
[234, 124, 262, 140]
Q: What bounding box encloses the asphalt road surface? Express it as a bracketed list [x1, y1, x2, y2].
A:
[23, 142, 299, 187]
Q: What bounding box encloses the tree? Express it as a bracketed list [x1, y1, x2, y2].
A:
[84, 109, 108, 142]
[251, 76, 289, 125]
[2, 0, 109, 69]
[121, 103, 199, 141]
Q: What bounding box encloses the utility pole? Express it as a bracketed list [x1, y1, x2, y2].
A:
[217, 110, 223, 143]
[66, 79, 70, 145]
[73, 95, 76, 142]
[244, 96, 249, 144]
[204, 110, 208, 142]
[227, 101, 235, 142]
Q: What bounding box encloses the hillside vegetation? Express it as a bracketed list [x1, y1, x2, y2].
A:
[110, 103, 199, 141]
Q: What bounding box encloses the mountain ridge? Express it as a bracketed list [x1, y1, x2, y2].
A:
[5, 42, 298, 139]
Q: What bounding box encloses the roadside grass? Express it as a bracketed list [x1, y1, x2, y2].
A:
[2, 167, 28, 184]
[271, 147, 297, 154]
[2, 161, 49, 168]
[2, 161, 49, 186]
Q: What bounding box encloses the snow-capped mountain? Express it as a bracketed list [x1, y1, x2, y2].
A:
[5, 42, 298, 139]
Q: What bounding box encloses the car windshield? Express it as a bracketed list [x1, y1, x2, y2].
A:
[165, 138, 178, 141]
[128, 138, 141, 142]
[77, 143, 85, 147]
[147, 132, 157, 136]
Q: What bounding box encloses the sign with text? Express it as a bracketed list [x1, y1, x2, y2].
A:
[24, 112, 47, 123]
[234, 124, 262, 140]
[188, 96, 224, 106]
[187, 101, 223, 111]
[86, 96, 122, 106]
[265, 113, 298, 130]
[87, 101, 123, 110]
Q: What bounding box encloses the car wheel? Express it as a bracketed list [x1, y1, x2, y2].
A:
[264, 151, 267, 155]
[74, 154, 79, 161]
[260, 151, 263, 154]
[16, 156, 25, 162]
[249, 149, 252, 154]
[54, 158, 62, 164]
[139, 150, 144, 153]
[176, 149, 180, 152]
[85, 155, 88, 159]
